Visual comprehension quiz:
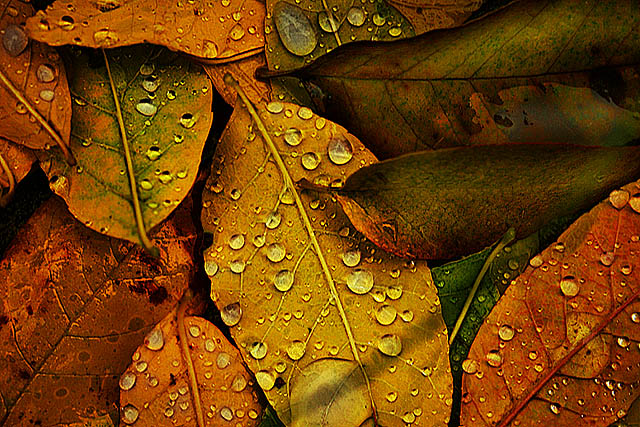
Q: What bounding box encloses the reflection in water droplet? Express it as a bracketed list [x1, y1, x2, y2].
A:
[266, 243, 286, 262]
[376, 304, 397, 325]
[229, 234, 245, 250]
[230, 259, 246, 273]
[145, 328, 164, 350]
[249, 341, 267, 359]
[122, 404, 139, 424]
[179, 113, 196, 128]
[256, 371, 275, 390]
[3, 25, 28, 57]
[36, 64, 55, 83]
[273, 2, 317, 56]
[119, 372, 136, 390]
[328, 136, 353, 165]
[221, 302, 242, 326]
[301, 152, 320, 170]
[342, 250, 361, 267]
[274, 269, 294, 292]
[284, 127, 302, 146]
[560, 276, 579, 297]
[378, 334, 402, 356]
[136, 99, 157, 116]
[346, 269, 374, 294]
[318, 12, 340, 33]
[498, 325, 515, 341]
[287, 340, 306, 360]
[347, 7, 365, 26]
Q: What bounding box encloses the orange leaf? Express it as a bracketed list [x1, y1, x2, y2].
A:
[0, 198, 196, 425]
[461, 182, 640, 426]
[0, 138, 36, 205]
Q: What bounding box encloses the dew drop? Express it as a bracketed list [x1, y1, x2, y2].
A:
[221, 406, 233, 421]
[529, 255, 544, 267]
[249, 341, 267, 359]
[230, 259, 246, 273]
[400, 310, 414, 322]
[39, 89, 55, 102]
[253, 235, 266, 247]
[121, 404, 139, 424]
[498, 325, 515, 341]
[274, 269, 294, 292]
[189, 324, 201, 337]
[388, 27, 402, 37]
[328, 136, 353, 165]
[229, 23, 245, 40]
[549, 403, 560, 415]
[347, 7, 365, 26]
[202, 40, 219, 58]
[375, 304, 397, 326]
[145, 328, 164, 350]
[617, 336, 630, 348]
[164, 407, 174, 417]
[609, 189, 629, 209]
[386, 391, 398, 402]
[284, 127, 303, 146]
[386, 285, 403, 300]
[378, 334, 402, 356]
[265, 211, 282, 229]
[167, 89, 177, 100]
[231, 375, 247, 392]
[287, 340, 306, 360]
[215, 307, 239, 340]
[140, 179, 153, 190]
[146, 146, 161, 161]
[346, 269, 374, 294]
[342, 249, 361, 267]
[266, 243, 286, 262]
[318, 11, 340, 32]
[528, 351, 538, 360]
[135, 361, 148, 372]
[621, 264, 633, 275]
[217, 352, 231, 369]
[179, 112, 196, 128]
[298, 106, 313, 120]
[273, 2, 317, 56]
[139, 63, 155, 75]
[204, 259, 218, 276]
[600, 251, 615, 267]
[119, 372, 136, 390]
[631, 312, 640, 323]
[229, 234, 245, 250]
[136, 99, 157, 116]
[36, 64, 56, 83]
[142, 76, 159, 92]
[93, 29, 119, 46]
[205, 339, 215, 352]
[301, 152, 320, 170]
[256, 370, 275, 390]
[372, 13, 386, 26]
[560, 276, 579, 297]
[462, 359, 478, 374]
[3, 25, 28, 57]
[266, 101, 284, 114]
[486, 350, 502, 367]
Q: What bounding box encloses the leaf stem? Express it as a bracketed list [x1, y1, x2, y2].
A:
[0, 152, 15, 207]
[449, 228, 516, 345]
[225, 73, 377, 422]
[177, 289, 206, 427]
[190, 46, 264, 65]
[101, 49, 157, 255]
[0, 68, 76, 165]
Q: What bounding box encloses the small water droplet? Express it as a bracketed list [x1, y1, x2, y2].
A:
[179, 112, 196, 128]
[328, 136, 353, 165]
[388, 27, 402, 37]
[3, 24, 28, 57]
[298, 107, 313, 120]
[202, 39, 219, 58]
[400, 310, 414, 322]
[230, 259, 246, 273]
[36, 64, 56, 83]
[93, 29, 119, 46]
[347, 7, 365, 26]
[221, 406, 233, 421]
[229, 234, 245, 250]
[217, 352, 231, 369]
[301, 152, 320, 170]
[486, 350, 502, 367]
[462, 359, 478, 374]
[342, 249, 361, 267]
[145, 328, 164, 350]
[386, 285, 402, 300]
[229, 23, 245, 40]
[274, 269, 294, 292]
[273, 2, 317, 56]
[39, 89, 55, 102]
[617, 336, 630, 348]
[135, 361, 148, 372]
[529, 255, 544, 267]
[139, 63, 155, 75]
[204, 259, 218, 276]
[136, 99, 157, 116]
[119, 372, 136, 390]
[142, 76, 159, 92]
[631, 312, 640, 323]
[549, 403, 561, 415]
[347, 269, 374, 294]
[600, 251, 615, 266]
[609, 189, 630, 209]
[287, 340, 306, 360]
[376, 304, 397, 325]
[121, 404, 139, 424]
[221, 302, 242, 326]
[560, 276, 579, 297]
[164, 407, 174, 417]
[167, 89, 177, 100]
[378, 334, 402, 356]
[372, 13, 386, 26]
[386, 391, 398, 402]
[498, 325, 515, 341]
[146, 146, 161, 161]
[528, 351, 538, 360]
[189, 324, 201, 337]
[231, 375, 247, 392]
[249, 341, 267, 359]
[266, 243, 286, 262]
[284, 127, 303, 146]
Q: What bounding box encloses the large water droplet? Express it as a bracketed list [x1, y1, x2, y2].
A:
[560, 275, 579, 297]
[486, 350, 502, 367]
[378, 334, 402, 356]
[273, 2, 317, 56]
[231, 375, 247, 392]
[301, 152, 320, 170]
[230, 259, 246, 273]
[284, 127, 303, 146]
[318, 12, 340, 33]
[342, 249, 361, 267]
[256, 370, 275, 390]
[119, 372, 136, 390]
[39, 89, 55, 102]
[346, 269, 374, 294]
[266, 243, 286, 262]
[221, 302, 242, 326]
[600, 251, 615, 266]
[3, 25, 28, 57]
[328, 136, 353, 165]
[376, 304, 397, 325]
[121, 404, 139, 424]
[36, 64, 55, 83]
[266, 211, 282, 229]
[136, 99, 157, 116]
[204, 259, 218, 276]
[249, 341, 267, 359]
[217, 352, 231, 369]
[347, 7, 365, 26]
[287, 340, 306, 360]
[142, 76, 159, 92]
[274, 269, 294, 292]
[609, 189, 629, 209]
[145, 328, 164, 350]
[229, 23, 245, 40]
[229, 234, 245, 250]
[462, 359, 479, 374]
[221, 407, 234, 421]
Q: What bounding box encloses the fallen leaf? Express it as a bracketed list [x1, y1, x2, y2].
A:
[387, 0, 482, 34]
[0, 138, 36, 206]
[461, 182, 640, 426]
[119, 306, 263, 425]
[38, 46, 212, 250]
[258, 406, 285, 427]
[204, 54, 271, 105]
[0, 0, 73, 161]
[201, 78, 452, 426]
[281, 0, 640, 158]
[0, 197, 196, 425]
[63, 415, 116, 427]
[335, 144, 640, 259]
[25, 0, 265, 61]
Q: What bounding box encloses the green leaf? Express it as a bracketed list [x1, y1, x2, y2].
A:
[280, 0, 640, 158]
[38, 46, 212, 248]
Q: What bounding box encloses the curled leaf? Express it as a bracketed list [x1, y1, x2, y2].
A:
[0, 197, 196, 425]
[38, 46, 212, 248]
[0, 138, 35, 206]
[201, 80, 452, 425]
[461, 182, 640, 426]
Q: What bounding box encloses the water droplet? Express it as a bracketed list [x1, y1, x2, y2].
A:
[179, 112, 196, 128]
[229, 23, 245, 40]
[600, 251, 615, 266]
[229, 234, 245, 250]
[253, 235, 266, 247]
[630, 193, 640, 213]
[36, 64, 56, 83]
[273, 2, 317, 56]
[342, 249, 361, 267]
[217, 352, 231, 369]
[265, 211, 282, 229]
[266, 243, 286, 262]
[39, 89, 55, 102]
[189, 324, 201, 337]
[221, 406, 233, 421]
[378, 334, 402, 356]
[388, 27, 402, 37]
[167, 89, 177, 100]
[122, 404, 139, 424]
[274, 269, 294, 292]
[528, 351, 538, 360]
[249, 341, 267, 359]
[119, 372, 136, 390]
[3, 24, 28, 57]
[298, 106, 313, 120]
[486, 350, 502, 367]
[136, 99, 157, 116]
[204, 259, 218, 276]
[231, 375, 247, 392]
[609, 189, 629, 209]
[498, 325, 515, 341]
[529, 255, 544, 267]
[142, 76, 159, 92]
[462, 359, 478, 374]
[301, 152, 320, 170]
[328, 136, 353, 165]
[617, 336, 630, 348]
[220, 302, 242, 326]
[164, 407, 174, 417]
[256, 370, 275, 390]
[135, 361, 148, 372]
[376, 304, 397, 325]
[347, 7, 365, 26]
[631, 312, 640, 323]
[284, 127, 303, 146]
[145, 328, 164, 350]
[400, 310, 414, 322]
[230, 188, 241, 200]
[287, 340, 306, 360]
[402, 412, 416, 423]
[280, 188, 295, 204]
[386, 391, 398, 402]
[318, 11, 340, 33]
[230, 259, 246, 273]
[549, 403, 560, 415]
[93, 29, 119, 46]
[146, 146, 161, 161]
[266, 101, 284, 114]
[560, 276, 579, 297]
[346, 269, 374, 294]
[139, 63, 155, 75]
[386, 285, 402, 300]
[372, 13, 386, 26]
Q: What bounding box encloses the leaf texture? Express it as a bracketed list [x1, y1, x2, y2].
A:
[38, 46, 212, 247]
[0, 197, 196, 425]
[0, 138, 36, 197]
[290, 0, 640, 158]
[461, 182, 640, 426]
[201, 92, 452, 425]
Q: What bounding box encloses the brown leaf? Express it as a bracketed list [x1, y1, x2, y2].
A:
[201, 80, 452, 426]
[119, 308, 263, 425]
[0, 0, 72, 159]
[204, 54, 271, 105]
[0, 197, 196, 425]
[386, 0, 482, 35]
[0, 138, 36, 205]
[25, 0, 265, 61]
[461, 182, 640, 426]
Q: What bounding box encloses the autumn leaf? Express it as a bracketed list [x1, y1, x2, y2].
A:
[387, 0, 482, 34]
[0, 197, 196, 425]
[119, 302, 263, 425]
[461, 182, 640, 426]
[204, 54, 271, 106]
[201, 78, 452, 426]
[271, 0, 640, 158]
[38, 46, 212, 251]
[0, 0, 73, 162]
[335, 144, 640, 259]
[0, 138, 36, 206]
[25, 0, 265, 61]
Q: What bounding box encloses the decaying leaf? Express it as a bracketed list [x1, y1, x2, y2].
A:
[0, 0, 73, 161]
[119, 306, 263, 426]
[281, 0, 640, 158]
[0, 138, 36, 206]
[461, 182, 640, 426]
[0, 197, 196, 425]
[335, 144, 640, 259]
[38, 46, 212, 249]
[201, 79, 452, 425]
[25, 0, 265, 61]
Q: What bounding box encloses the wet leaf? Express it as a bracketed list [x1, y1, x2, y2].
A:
[0, 0, 73, 160]
[25, 0, 265, 61]
[204, 54, 271, 106]
[387, 0, 482, 34]
[335, 144, 640, 259]
[119, 308, 263, 425]
[0, 197, 196, 425]
[258, 406, 285, 427]
[201, 79, 452, 425]
[38, 46, 212, 249]
[461, 181, 640, 426]
[283, 0, 640, 158]
[0, 138, 36, 206]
